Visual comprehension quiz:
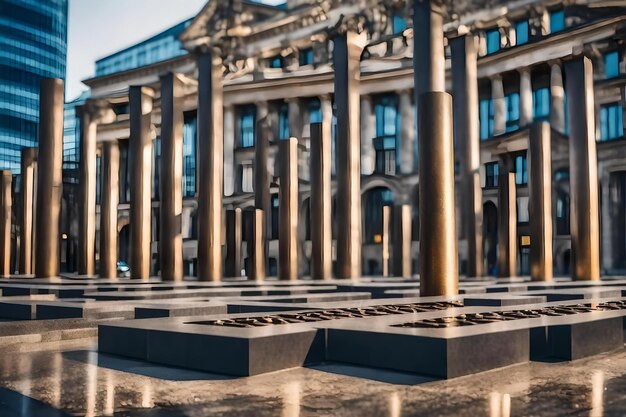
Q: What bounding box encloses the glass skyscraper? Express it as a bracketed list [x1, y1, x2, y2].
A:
[0, 0, 68, 172]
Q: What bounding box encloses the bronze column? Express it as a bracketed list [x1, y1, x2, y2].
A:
[451, 34, 484, 278]
[254, 111, 271, 266]
[310, 120, 332, 280]
[333, 22, 365, 278]
[225, 208, 242, 277]
[565, 56, 600, 281]
[498, 165, 517, 278]
[159, 73, 184, 282]
[0, 171, 12, 277]
[529, 122, 553, 282]
[393, 204, 412, 278]
[19, 148, 36, 275]
[76, 104, 97, 276]
[246, 209, 266, 281]
[278, 138, 299, 280]
[35, 78, 64, 279]
[418, 92, 459, 296]
[382, 205, 391, 277]
[197, 50, 224, 282]
[129, 86, 153, 280]
[100, 141, 119, 279]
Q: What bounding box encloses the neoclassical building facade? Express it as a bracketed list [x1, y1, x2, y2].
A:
[76, 0, 626, 278]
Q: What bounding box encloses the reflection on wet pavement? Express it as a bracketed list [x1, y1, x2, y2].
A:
[0, 339, 625, 416]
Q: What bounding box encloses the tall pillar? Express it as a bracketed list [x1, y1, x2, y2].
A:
[413, 0, 445, 97]
[225, 208, 242, 277]
[550, 62, 566, 133]
[278, 138, 299, 280]
[382, 205, 391, 277]
[519, 67, 533, 127]
[310, 120, 332, 280]
[34, 78, 63, 279]
[360, 95, 376, 175]
[450, 34, 484, 278]
[19, 148, 36, 275]
[254, 110, 271, 265]
[197, 49, 224, 282]
[498, 165, 517, 278]
[77, 105, 97, 276]
[129, 86, 153, 280]
[99, 141, 119, 279]
[333, 21, 365, 279]
[565, 55, 600, 281]
[413, 0, 446, 171]
[224, 105, 236, 197]
[246, 209, 266, 281]
[418, 92, 458, 296]
[159, 73, 184, 282]
[492, 75, 506, 136]
[393, 204, 412, 278]
[398, 90, 415, 174]
[529, 122, 553, 282]
[0, 171, 11, 277]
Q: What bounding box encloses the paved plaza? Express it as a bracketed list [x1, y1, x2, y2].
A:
[0, 276, 623, 415]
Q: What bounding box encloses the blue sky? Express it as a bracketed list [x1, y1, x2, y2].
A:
[66, 0, 284, 100]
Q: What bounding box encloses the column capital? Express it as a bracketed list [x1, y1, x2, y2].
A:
[318, 93, 332, 103]
[517, 66, 532, 75]
[547, 59, 562, 68]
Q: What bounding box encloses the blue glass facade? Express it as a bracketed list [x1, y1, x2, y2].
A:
[0, 0, 68, 172]
[95, 19, 192, 77]
[63, 91, 89, 163]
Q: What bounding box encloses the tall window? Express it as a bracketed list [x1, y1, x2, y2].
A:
[485, 162, 499, 188]
[480, 98, 494, 139]
[364, 188, 394, 243]
[486, 29, 501, 54]
[515, 20, 529, 45]
[505, 92, 520, 132]
[515, 154, 528, 186]
[182, 112, 197, 197]
[153, 137, 161, 200]
[241, 163, 253, 193]
[278, 103, 289, 140]
[309, 99, 322, 124]
[604, 51, 621, 79]
[600, 103, 624, 141]
[240, 106, 256, 148]
[299, 48, 314, 66]
[374, 95, 399, 175]
[549, 10, 565, 33]
[533, 87, 550, 120]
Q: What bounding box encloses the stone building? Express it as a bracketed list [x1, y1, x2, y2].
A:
[76, 0, 626, 278]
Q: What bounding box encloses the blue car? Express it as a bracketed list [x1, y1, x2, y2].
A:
[117, 261, 130, 278]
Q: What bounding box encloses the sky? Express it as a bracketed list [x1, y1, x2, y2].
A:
[66, 0, 284, 101]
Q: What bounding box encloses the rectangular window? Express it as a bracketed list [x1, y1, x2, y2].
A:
[505, 92, 520, 132]
[485, 162, 499, 188]
[299, 48, 314, 66]
[241, 163, 253, 193]
[515, 20, 529, 45]
[374, 96, 399, 137]
[486, 29, 501, 55]
[480, 98, 494, 140]
[269, 56, 282, 69]
[309, 99, 322, 124]
[549, 10, 565, 33]
[278, 104, 289, 140]
[182, 112, 197, 197]
[533, 88, 550, 120]
[600, 103, 624, 141]
[393, 15, 407, 34]
[240, 107, 256, 148]
[515, 155, 528, 186]
[604, 51, 620, 79]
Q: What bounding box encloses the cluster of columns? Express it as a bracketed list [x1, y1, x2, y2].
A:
[5, 7, 602, 290]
